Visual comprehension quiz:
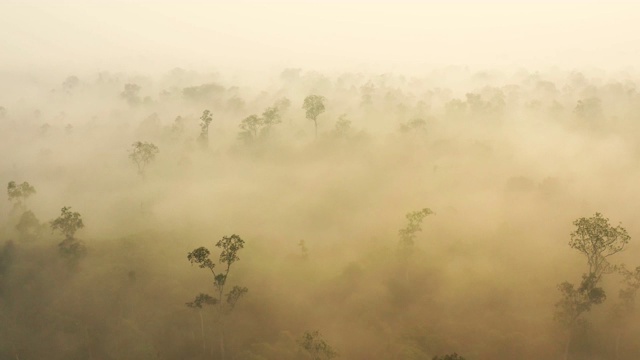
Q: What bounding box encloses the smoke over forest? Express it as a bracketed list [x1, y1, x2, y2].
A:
[2, 1, 640, 360]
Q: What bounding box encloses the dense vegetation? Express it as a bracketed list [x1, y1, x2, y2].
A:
[1, 67, 640, 359]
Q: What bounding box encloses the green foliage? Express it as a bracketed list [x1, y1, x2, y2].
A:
[569, 212, 630, 278]
[50, 206, 85, 258]
[261, 107, 281, 127]
[15, 210, 44, 241]
[50, 206, 84, 240]
[332, 114, 352, 139]
[186, 293, 218, 309]
[238, 106, 282, 143]
[554, 273, 606, 328]
[187, 234, 248, 360]
[217, 234, 244, 267]
[302, 95, 326, 120]
[302, 95, 327, 138]
[7, 181, 36, 203]
[186, 234, 247, 312]
[398, 208, 434, 251]
[226, 286, 249, 309]
[555, 212, 631, 359]
[297, 330, 338, 360]
[58, 237, 87, 258]
[129, 141, 159, 177]
[187, 247, 215, 270]
[198, 109, 213, 146]
[239, 115, 262, 141]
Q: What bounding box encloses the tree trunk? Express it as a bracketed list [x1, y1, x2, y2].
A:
[563, 331, 572, 360]
[199, 311, 206, 356]
[219, 327, 226, 360]
[314, 119, 318, 139]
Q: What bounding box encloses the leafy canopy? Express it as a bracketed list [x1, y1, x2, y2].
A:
[569, 212, 630, 278]
[187, 234, 247, 312]
[302, 95, 326, 121]
[298, 330, 338, 360]
[50, 206, 84, 240]
[129, 141, 159, 175]
[7, 181, 36, 202]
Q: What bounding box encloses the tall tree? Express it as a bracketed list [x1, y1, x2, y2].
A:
[50, 206, 85, 258]
[187, 234, 248, 360]
[7, 181, 36, 207]
[302, 95, 326, 139]
[129, 141, 159, 178]
[198, 109, 213, 148]
[238, 106, 282, 144]
[555, 212, 630, 360]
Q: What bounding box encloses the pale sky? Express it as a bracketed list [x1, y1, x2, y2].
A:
[1, 0, 639, 73]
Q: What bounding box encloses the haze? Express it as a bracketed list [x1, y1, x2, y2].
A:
[2, 1, 640, 360]
[2, 0, 640, 73]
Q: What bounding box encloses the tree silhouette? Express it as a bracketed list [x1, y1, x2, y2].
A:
[298, 330, 338, 360]
[187, 234, 248, 360]
[302, 95, 326, 139]
[198, 109, 213, 148]
[569, 212, 629, 280]
[129, 141, 159, 178]
[555, 212, 630, 360]
[238, 106, 282, 144]
[50, 206, 85, 258]
[7, 181, 36, 208]
[398, 208, 434, 259]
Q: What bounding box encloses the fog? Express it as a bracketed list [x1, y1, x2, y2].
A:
[3, 0, 640, 73]
[2, 1, 640, 360]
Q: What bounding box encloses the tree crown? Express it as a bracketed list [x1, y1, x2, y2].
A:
[7, 181, 36, 202]
[50, 206, 84, 240]
[569, 212, 630, 277]
[303, 95, 327, 121]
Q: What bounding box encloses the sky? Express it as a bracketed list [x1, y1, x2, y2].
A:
[1, 0, 639, 74]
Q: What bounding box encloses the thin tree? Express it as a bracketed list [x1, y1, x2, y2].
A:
[555, 212, 630, 360]
[129, 141, 159, 178]
[398, 208, 434, 259]
[198, 109, 213, 148]
[302, 95, 326, 139]
[187, 234, 248, 360]
[397, 208, 434, 281]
